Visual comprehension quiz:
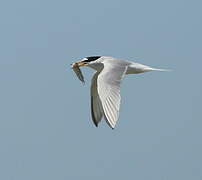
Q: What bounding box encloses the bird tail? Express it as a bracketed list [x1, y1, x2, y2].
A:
[149, 68, 172, 72]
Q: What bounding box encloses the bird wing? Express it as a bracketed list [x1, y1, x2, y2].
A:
[97, 62, 127, 129]
[90, 71, 104, 127]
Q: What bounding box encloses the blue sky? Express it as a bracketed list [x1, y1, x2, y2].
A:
[0, 0, 202, 179]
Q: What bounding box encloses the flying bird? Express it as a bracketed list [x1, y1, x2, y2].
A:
[71, 56, 168, 129]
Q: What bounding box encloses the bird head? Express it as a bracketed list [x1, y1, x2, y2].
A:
[72, 56, 103, 71]
[75, 56, 101, 66]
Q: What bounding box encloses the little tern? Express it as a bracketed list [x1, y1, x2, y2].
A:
[71, 56, 168, 129]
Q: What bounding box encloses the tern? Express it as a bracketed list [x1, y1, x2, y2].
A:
[71, 56, 168, 129]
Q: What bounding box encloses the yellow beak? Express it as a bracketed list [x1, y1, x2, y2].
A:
[76, 61, 86, 67]
[71, 61, 87, 68]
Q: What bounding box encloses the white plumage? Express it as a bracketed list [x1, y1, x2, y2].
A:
[71, 56, 168, 129]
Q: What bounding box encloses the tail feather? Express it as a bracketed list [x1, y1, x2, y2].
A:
[150, 68, 172, 72]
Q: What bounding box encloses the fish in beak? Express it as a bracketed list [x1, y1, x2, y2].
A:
[71, 61, 86, 84]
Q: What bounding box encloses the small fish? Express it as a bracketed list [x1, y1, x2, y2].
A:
[71, 62, 85, 84]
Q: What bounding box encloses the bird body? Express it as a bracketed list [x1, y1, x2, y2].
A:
[71, 56, 168, 129]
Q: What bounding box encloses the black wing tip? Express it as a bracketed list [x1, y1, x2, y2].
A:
[92, 120, 98, 127]
[103, 115, 115, 129]
[109, 125, 115, 130]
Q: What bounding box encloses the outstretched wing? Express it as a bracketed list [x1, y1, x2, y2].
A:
[90, 72, 104, 127]
[97, 62, 127, 129]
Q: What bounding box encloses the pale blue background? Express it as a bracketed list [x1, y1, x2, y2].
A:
[0, 0, 202, 179]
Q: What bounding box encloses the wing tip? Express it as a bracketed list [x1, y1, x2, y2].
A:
[104, 115, 116, 129]
[92, 118, 99, 127]
[108, 124, 115, 130]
